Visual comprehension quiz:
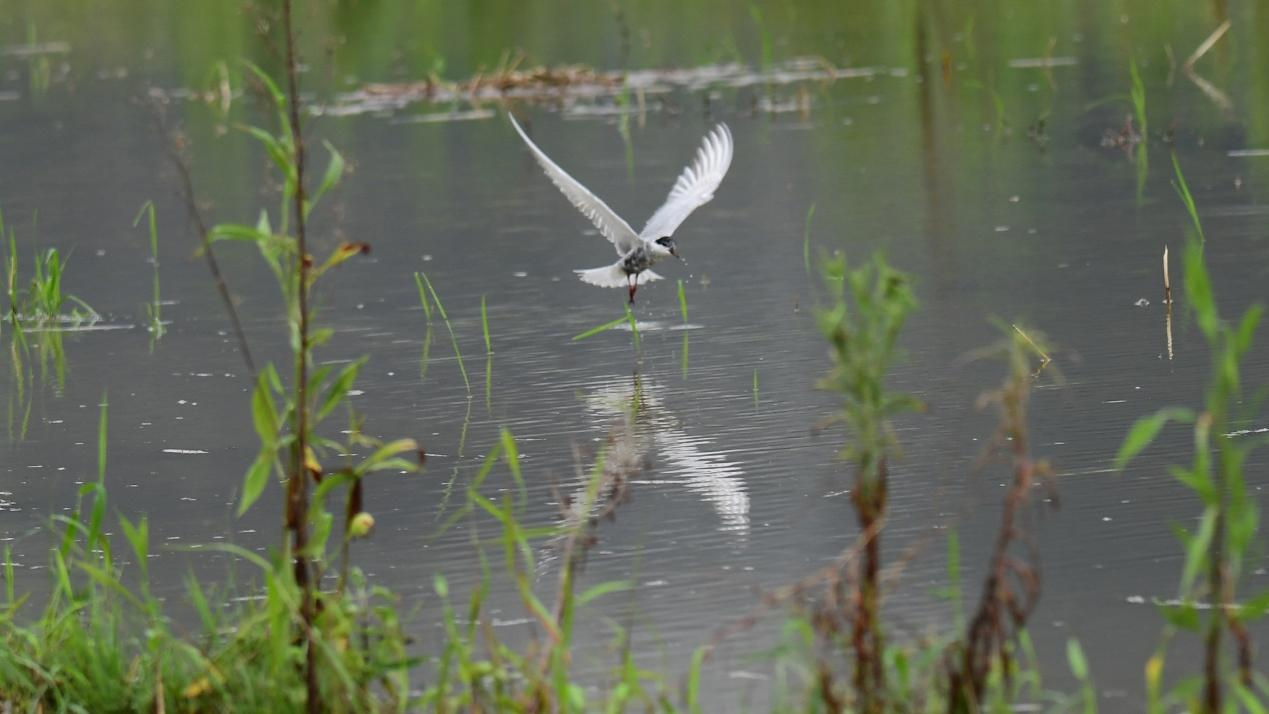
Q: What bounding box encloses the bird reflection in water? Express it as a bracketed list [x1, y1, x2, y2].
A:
[573, 372, 750, 537]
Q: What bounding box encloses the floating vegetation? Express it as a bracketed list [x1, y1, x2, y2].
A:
[313, 57, 892, 118]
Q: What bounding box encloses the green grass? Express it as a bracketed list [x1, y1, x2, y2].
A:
[134, 201, 164, 339]
[572, 304, 641, 348]
[2, 214, 98, 328]
[1130, 56, 1149, 203]
[802, 202, 816, 275]
[415, 271, 471, 394]
[480, 293, 492, 353]
[1171, 152, 1205, 244]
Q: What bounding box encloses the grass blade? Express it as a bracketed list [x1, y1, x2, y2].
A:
[418, 272, 470, 393]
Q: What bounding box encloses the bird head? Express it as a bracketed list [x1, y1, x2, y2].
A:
[654, 236, 682, 261]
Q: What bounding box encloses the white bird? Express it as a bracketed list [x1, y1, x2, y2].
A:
[509, 114, 733, 303]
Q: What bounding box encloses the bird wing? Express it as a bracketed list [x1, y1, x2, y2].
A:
[639, 123, 733, 240]
[509, 114, 640, 255]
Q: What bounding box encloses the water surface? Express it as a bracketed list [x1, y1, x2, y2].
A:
[1, 2, 1268, 707]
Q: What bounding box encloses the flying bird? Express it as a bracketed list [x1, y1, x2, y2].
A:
[509, 114, 733, 303]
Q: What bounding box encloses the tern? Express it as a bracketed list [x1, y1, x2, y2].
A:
[509, 114, 733, 303]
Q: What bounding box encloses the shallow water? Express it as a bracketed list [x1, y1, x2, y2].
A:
[2, 1, 1269, 707]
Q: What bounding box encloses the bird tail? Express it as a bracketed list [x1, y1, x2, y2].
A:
[574, 264, 662, 288]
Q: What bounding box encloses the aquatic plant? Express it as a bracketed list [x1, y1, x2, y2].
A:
[572, 303, 641, 350]
[945, 324, 1054, 711]
[133, 200, 164, 340]
[1116, 238, 1269, 713]
[1171, 152, 1205, 245]
[813, 251, 920, 711]
[2, 213, 97, 328]
[201, 4, 422, 709]
[415, 271, 471, 393]
[1130, 56, 1149, 202]
[802, 202, 816, 276]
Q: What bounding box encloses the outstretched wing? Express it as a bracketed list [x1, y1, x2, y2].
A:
[509, 114, 640, 256]
[639, 123, 733, 240]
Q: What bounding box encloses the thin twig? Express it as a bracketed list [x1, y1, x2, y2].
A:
[150, 106, 257, 377]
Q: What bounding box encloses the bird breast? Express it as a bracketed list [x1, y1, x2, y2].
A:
[621, 245, 656, 274]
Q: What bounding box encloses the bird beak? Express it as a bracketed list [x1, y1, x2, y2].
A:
[671, 246, 683, 262]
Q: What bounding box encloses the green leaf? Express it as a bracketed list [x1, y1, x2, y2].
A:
[310, 327, 335, 348]
[1181, 508, 1218, 591]
[251, 370, 279, 446]
[1234, 591, 1269, 623]
[241, 59, 285, 106]
[499, 428, 524, 500]
[97, 391, 108, 482]
[1235, 304, 1264, 355]
[1115, 408, 1195, 469]
[356, 438, 420, 476]
[1065, 638, 1089, 679]
[1234, 684, 1268, 714]
[1158, 602, 1201, 631]
[310, 140, 345, 209]
[317, 358, 365, 422]
[240, 124, 293, 178]
[118, 514, 148, 565]
[1184, 240, 1218, 340]
[576, 579, 633, 607]
[209, 223, 270, 243]
[573, 313, 629, 341]
[238, 449, 273, 517]
[687, 646, 709, 714]
[306, 511, 333, 557]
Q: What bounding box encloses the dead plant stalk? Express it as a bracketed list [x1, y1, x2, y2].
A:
[947, 330, 1054, 713]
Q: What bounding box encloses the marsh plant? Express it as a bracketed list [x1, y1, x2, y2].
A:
[133, 200, 164, 339]
[2, 212, 98, 329]
[945, 325, 1055, 712]
[812, 251, 921, 711]
[200, 6, 425, 709]
[1117, 239, 1269, 713]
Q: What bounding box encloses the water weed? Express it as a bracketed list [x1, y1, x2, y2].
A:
[415, 271, 471, 393]
[1116, 239, 1268, 712]
[133, 200, 164, 340]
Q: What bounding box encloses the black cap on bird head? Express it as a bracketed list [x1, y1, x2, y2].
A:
[655, 236, 681, 260]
